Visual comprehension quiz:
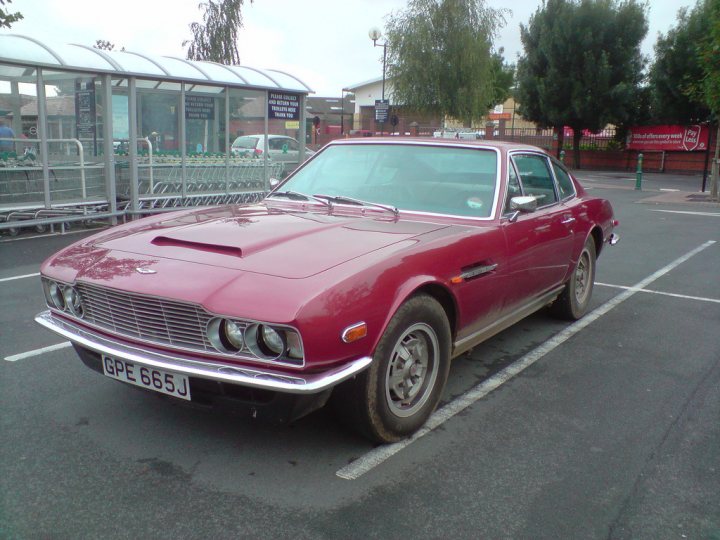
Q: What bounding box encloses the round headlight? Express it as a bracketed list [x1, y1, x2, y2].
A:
[63, 287, 84, 317]
[224, 320, 244, 350]
[260, 325, 285, 355]
[48, 282, 66, 310]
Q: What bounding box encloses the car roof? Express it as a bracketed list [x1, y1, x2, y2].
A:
[327, 137, 548, 154]
[237, 134, 292, 139]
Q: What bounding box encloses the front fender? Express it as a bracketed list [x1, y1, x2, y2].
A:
[369, 275, 457, 354]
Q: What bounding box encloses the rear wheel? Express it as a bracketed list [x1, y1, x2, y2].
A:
[334, 294, 451, 443]
[551, 237, 596, 320]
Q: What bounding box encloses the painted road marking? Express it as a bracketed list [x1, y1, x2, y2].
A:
[597, 283, 720, 304]
[336, 240, 717, 480]
[650, 209, 720, 217]
[0, 272, 40, 283]
[0, 228, 97, 243]
[4, 341, 72, 362]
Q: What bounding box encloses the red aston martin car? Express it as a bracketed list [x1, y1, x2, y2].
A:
[36, 138, 618, 442]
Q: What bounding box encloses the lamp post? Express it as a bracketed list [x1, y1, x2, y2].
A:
[368, 27, 388, 135]
[340, 88, 346, 135]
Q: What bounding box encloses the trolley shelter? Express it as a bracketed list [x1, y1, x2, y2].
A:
[0, 33, 312, 233]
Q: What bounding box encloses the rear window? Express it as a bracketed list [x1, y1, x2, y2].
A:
[552, 161, 576, 200]
[232, 136, 259, 149]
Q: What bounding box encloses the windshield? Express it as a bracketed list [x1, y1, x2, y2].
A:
[279, 143, 499, 218]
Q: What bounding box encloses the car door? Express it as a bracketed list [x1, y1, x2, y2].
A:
[501, 152, 575, 309]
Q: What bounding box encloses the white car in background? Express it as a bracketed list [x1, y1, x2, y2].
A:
[231, 134, 315, 163]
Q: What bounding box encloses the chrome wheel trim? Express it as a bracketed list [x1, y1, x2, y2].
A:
[574, 249, 592, 305]
[384, 322, 439, 418]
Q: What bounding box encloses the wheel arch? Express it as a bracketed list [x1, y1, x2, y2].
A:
[371, 278, 459, 355]
[414, 282, 458, 342]
[590, 225, 604, 258]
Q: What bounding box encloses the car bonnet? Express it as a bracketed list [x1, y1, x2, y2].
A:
[90, 205, 447, 279]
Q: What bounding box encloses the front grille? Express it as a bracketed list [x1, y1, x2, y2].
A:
[76, 283, 213, 353]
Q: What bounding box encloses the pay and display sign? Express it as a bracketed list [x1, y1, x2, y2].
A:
[375, 99, 390, 122]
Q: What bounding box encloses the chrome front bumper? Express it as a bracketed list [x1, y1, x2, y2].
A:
[35, 310, 372, 395]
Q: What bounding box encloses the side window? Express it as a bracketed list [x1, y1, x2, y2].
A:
[551, 161, 576, 200]
[269, 138, 285, 151]
[286, 139, 299, 152]
[511, 154, 558, 206]
[504, 162, 522, 212]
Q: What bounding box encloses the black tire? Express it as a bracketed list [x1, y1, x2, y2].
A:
[551, 237, 596, 320]
[333, 294, 451, 443]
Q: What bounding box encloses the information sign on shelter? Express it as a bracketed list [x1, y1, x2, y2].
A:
[375, 99, 390, 122]
[268, 92, 300, 120]
[627, 125, 709, 151]
[185, 95, 215, 120]
[75, 79, 96, 140]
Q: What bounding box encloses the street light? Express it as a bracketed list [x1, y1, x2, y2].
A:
[368, 27, 387, 102]
[368, 27, 388, 134]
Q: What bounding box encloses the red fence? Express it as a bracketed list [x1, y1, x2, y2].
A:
[310, 124, 716, 176]
[572, 149, 710, 174]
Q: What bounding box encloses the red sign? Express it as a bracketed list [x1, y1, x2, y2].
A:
[627, 125, 710, 151]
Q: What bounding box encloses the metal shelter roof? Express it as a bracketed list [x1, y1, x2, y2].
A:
[0, 33, 313, 93]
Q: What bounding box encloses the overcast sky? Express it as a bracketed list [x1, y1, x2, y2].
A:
[8, 0, 699, 96]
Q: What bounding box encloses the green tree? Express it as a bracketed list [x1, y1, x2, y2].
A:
[488, 48, 515, 109]
[185, 0, 252, 64]
[649, 1, 712, 124]
[0, 0, 23, 28]
[515, 0, 647, 167]
[384, 0, 506, 126]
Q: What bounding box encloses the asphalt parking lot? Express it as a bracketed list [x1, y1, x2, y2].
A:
[1, 171, 718, 539]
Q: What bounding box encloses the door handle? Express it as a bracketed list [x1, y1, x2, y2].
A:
[561, 216, 575, 224]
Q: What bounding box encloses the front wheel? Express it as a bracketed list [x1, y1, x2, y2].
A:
[551, 237, 596, 320]
[333, 294, 451, 443]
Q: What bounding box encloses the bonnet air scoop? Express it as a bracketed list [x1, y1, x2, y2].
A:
[151, 235, 243, 257]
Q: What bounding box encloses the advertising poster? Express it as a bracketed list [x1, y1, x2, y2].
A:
[627, 125, 710, 151]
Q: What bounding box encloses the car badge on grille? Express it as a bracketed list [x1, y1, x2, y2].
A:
[135, 267, 157, 275]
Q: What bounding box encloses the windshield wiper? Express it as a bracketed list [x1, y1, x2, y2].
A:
[313, 194, 398, 216]
[267, 190, 330, 206]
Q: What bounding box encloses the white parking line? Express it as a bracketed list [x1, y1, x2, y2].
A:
[0, 228, 96, 243]
[597, 283, 720, 304]
[336, 240, 717, 480]
[4, 341, 72, 362]
[650, 209, 720, 217]
[0, 272, 40, 283]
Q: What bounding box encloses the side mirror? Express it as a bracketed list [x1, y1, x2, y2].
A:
[510, 195, 538, 213]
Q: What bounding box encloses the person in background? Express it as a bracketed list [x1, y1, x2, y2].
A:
[0, 118, 15, 152]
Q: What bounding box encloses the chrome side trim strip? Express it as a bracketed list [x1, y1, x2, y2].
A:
[35, 311, 372, 395]
[452, 286, 565, 358]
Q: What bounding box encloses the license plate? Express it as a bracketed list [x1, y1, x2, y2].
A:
[101, 356, 191, 401]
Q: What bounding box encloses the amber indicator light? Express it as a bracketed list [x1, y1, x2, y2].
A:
[342, 323, 368, 343]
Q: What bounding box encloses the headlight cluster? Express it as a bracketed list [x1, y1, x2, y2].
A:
[43, 279, 84, 318]
[207, 317, 304, 364]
